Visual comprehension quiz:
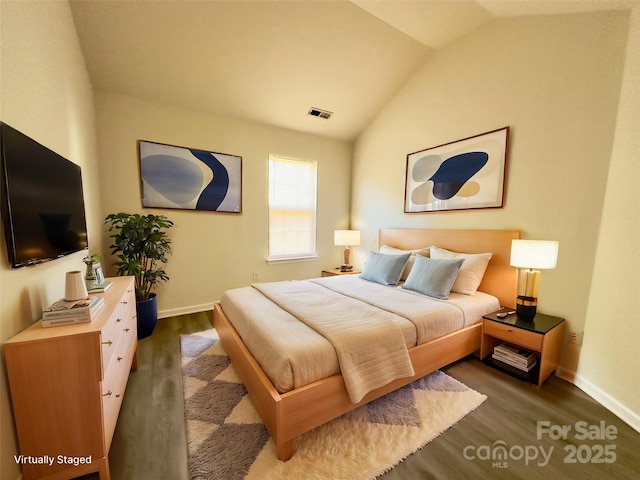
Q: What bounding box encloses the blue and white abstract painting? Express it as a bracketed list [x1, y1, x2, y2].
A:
[139, 141, 241, 212]
[404, 127, 508, 213]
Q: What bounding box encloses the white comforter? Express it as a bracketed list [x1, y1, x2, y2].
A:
[254, 280, 415, 403]
[219, 275, 499, 398]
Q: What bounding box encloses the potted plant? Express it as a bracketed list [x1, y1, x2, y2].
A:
[104, 213, 174, 339]
[82, 252, 102, 290]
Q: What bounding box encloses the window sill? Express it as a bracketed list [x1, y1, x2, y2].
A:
[267, 255, 318, 265]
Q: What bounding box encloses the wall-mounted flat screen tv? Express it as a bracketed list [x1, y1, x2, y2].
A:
[1, 122, 88, 268]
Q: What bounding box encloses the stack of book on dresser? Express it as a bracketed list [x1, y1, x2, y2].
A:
[492, 343, 537, 372]
[42, 296, 104, 328]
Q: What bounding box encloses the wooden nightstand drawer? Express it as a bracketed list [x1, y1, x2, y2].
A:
[321, 269, 361, 277]
[483, 320, 542, 351]
[481, 309, 565, 387]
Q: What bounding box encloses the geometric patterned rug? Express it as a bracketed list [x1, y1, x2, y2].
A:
[181, 329, 487, 480]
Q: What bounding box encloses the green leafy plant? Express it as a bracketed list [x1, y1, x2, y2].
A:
[82, 252, 102, 266]
[104, 213, 174, 301]
[82, 252, 102, 283]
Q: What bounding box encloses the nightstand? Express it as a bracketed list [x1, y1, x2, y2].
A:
[321, 269, 361, 277]
[480, 308, 565, 386]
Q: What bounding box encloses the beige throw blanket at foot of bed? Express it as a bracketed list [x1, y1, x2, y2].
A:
[253, 281, 415, 403]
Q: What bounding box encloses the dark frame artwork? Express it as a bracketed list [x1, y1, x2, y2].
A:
[404, 127, 509, 213]
[139, 140, 242, 213]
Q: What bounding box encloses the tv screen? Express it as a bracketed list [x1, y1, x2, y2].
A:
[1, 122, 89, 268]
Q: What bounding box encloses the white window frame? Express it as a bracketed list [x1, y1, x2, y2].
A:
[268, 154, 318, 262]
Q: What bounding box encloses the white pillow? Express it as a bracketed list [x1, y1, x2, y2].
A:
[379, 244, 430, 281]
[429, 246, 492, 295]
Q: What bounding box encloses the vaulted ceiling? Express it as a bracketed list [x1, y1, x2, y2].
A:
[70, 0, 637, 141]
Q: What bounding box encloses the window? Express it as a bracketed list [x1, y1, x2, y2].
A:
[268, 155, 317, 261]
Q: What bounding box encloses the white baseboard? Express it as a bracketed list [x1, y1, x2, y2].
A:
[557, 367, 640, 433]
[158, 302, 215, 319]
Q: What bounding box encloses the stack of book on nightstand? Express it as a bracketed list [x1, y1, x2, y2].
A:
[492, 343, 537, 372]
[42, 296, 105, 328]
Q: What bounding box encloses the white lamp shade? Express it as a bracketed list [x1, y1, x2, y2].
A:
[64, 270, 88, 301]
[334, 230, 360, 246]
[510, 240, 559, 269]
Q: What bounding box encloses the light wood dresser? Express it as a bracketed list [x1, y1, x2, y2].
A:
[4, 276, 138, 480]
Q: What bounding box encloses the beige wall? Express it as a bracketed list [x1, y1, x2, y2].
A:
[95, 91, 352, 316]
[579, 7, 640, 428]
[352, 9, 631, 414]
[1, 5, 637, 478]
[0, 2, 102, 479]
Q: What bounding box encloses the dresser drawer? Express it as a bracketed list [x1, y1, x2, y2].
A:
[483, 320, 543, 351]
[101, 294, 136, 374]
[102, 324, 136, 448]
[101, 311, 125, 373]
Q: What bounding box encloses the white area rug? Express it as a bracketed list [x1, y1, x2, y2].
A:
[181, 329, 486, 480]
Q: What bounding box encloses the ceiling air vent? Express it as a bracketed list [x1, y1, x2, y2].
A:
[308, 107, 333, 120]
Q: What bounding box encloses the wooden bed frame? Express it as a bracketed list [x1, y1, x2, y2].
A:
[213, 228, 520, 461]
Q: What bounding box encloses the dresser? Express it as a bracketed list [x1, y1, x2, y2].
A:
[4, 276, 137, 480]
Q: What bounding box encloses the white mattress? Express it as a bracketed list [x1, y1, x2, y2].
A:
[219, 275, 499, 393]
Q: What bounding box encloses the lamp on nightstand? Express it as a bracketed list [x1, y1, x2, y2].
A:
[510, 239, 559, 321]
[334, 230, 360, 272]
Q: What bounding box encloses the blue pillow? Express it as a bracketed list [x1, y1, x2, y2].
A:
[402, 256, 464, 299]
[359, 252, 411, 286]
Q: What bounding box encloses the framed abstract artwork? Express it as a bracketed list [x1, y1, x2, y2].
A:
[404, 127, 509, 213]
[139, 140, 242, 213]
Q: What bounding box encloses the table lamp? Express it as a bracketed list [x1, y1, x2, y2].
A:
[334, 230, 360, 272]
[510, 239, 559, 321]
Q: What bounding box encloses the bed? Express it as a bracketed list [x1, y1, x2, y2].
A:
[213, 228, 520, 460]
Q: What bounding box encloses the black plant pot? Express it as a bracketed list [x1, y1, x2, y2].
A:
[136, 293, 158, 340]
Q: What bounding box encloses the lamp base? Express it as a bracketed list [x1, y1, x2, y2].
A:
[516, 295, 537, 321]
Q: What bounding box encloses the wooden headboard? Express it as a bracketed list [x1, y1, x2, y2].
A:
[379, 228, 520, 308]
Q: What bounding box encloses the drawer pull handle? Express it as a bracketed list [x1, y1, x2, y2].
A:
[102, 340, 113, 346]
[116, 394, 121, 398]
[117, 356, 123, 362]
[116, 318, 122, 323]
[507, 329, 513, 332]
[120, 301, 128, 305]
[103, 390, 112, 397]
[124, 328, 130, 333]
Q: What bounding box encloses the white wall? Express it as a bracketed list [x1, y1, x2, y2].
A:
[351, 9, 629, 403]
[0, 2, 101, 479]
[95, 92, 352, 316]
[578, 7, 640, 430]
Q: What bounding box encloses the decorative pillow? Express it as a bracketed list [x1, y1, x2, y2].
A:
[359, 251, 411, 286]
[429, 246, 492, 295]
[378, 244, 430, 281]
[401, 256, 464, 300]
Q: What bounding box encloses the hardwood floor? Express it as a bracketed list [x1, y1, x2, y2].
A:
[90, 313, 639, 479]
